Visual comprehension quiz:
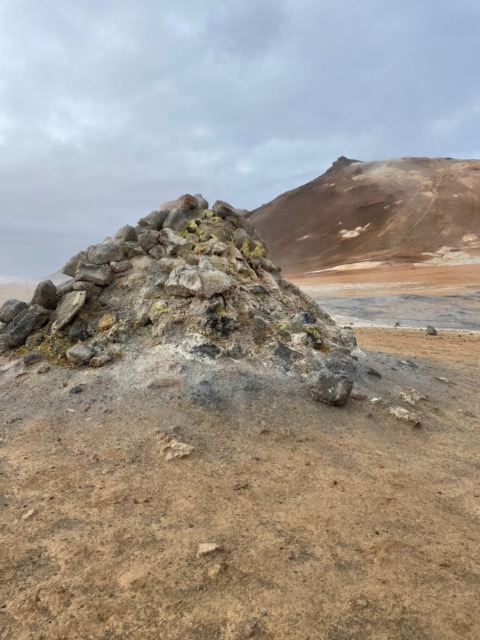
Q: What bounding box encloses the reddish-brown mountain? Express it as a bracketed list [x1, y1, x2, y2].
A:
[251, 156, 480, 277]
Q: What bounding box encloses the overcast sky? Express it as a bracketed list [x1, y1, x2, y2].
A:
[1, 0, 480, 278]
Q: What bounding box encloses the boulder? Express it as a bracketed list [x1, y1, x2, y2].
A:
[194, 194, 209, 209]
[0, 305, 50, 352]
[138, 230, 159, 252]
[162, 209, 188, 232]
[30, 279, 58, 310]
[114, 224, 138, 242]
[51, 291, 87, 333]
[87, 241, 125, 265]
[62, 250, 87, 277]
[66, 344, 94, 365]
[212, 200, 237, 218]
[75, 262, 113, 286]
[306, 367, 353, 406]
[110, 260, 132, 273]
[165, 266, 233, 299]
[149, 244, 166, 260]
[56, 279, 75, 298]
[426, 325, 437, 336]
[137, 210, 169, 230]
[0, 299, 29, 324]
[73, 281, 101, 300]
[158, 228, 187, 247]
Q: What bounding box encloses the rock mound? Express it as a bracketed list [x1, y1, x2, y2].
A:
[0, 194, 354, 402]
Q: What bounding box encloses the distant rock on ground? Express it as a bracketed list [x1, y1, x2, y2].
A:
[0, 194, 356, 402]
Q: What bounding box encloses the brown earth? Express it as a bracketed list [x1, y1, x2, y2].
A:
[251, 156, 480, 277]
[1, 328, 479, 639]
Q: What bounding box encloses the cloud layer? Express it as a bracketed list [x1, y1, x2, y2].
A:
[1, 0, 479, 277]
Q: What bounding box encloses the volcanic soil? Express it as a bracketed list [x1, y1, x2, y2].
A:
[1, 325, 479, 639]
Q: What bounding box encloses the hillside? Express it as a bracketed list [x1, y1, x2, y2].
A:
[251, 157, 480, 277]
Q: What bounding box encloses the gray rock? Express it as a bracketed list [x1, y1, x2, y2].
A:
[51, 291, 87, 333]
[339, 327, 357, 349]
[87, 241, 125, 265]
[306, 367, 353, 406]
[73, 281, 101, 300]
[89, 353, 112, 368]
[30, 279, 58, 310]
[128, 246, 148, 257]
[137, 210, 169, 230]
[110, 260, 132, 273]
[0, 305, 50, 352]
[162, 209, 188, 231]
[426, 325, 437, 336]
[194, 193, 209, 209]
[158, 228, 187, 247]
[233, 228, 251, 250]
[166, 266, 233, 299]
[0, 321, 5, 333]
[66, 343, 94, 365]
[138, 230, 159, 252]
[114, 224, 138, 242]
[165, 266, 202, 297]
[149, 245, 166, 260]
[56, 279, 75, 298]
[212, 200, 237, 218]
[252, 316, 269, 345]
[23, 352, 43, 365]
[62, 250, 87, 277]
[75, 262, 113, 286]
[37, 363, 51, 374]
[0, 299, 29, 324]
[68, 319, 89, 341]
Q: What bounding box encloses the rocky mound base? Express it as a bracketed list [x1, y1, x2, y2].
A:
[0, 195, 356, 404]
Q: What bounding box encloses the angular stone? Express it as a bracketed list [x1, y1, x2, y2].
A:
[426, 325, 437, 336]
[166, 266, 232, 299]
[87, 241, 125, 265]
[166, 266, 202, 297]
[51, 291, 87, 333]
[89, 353, 112, 368]
[62, 250, 87, 277]
[66, 344, 94, 365]
[75, 262, 113, 286]
[200, 270, 233, 298]
[0, 321, 5, 333]
[56, 279, 75, 298]
[137, 210, 169, 230]
[73, 281, 101, 300]
[138, 230, 159, 252]
[212, 200, 237, 218]
[110, 260, 132, 273]
[233, 228, 251, 250]
[30, 279, 58, 310]
[306, 367, 353, 406]
[114, 224, 138, 242]
[149, 245, 166, 260]
[0, 305, 50, 352]
[162, 209, 188, 231]
[158, 228, 187, 247]
[0, 299, 29, 324]
[194, 193, 209, 209]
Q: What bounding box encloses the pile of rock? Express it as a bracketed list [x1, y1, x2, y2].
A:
[0, 194, 356, 403]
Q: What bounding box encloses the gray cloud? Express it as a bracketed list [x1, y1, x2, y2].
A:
[0, 0, 479, 277]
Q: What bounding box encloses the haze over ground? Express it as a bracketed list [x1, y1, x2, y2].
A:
[1, 0, 480, 278]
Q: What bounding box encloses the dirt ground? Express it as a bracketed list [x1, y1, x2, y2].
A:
[1, 324, 479, 639]
[292, 263, 480, 297]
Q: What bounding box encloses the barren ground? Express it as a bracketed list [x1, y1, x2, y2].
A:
[1, 314, 479, 639]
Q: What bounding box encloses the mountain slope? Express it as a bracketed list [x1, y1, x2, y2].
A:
[251, 156, 480, 277]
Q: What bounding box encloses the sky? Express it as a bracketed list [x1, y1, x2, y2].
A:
[1, 0, 480, 278]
